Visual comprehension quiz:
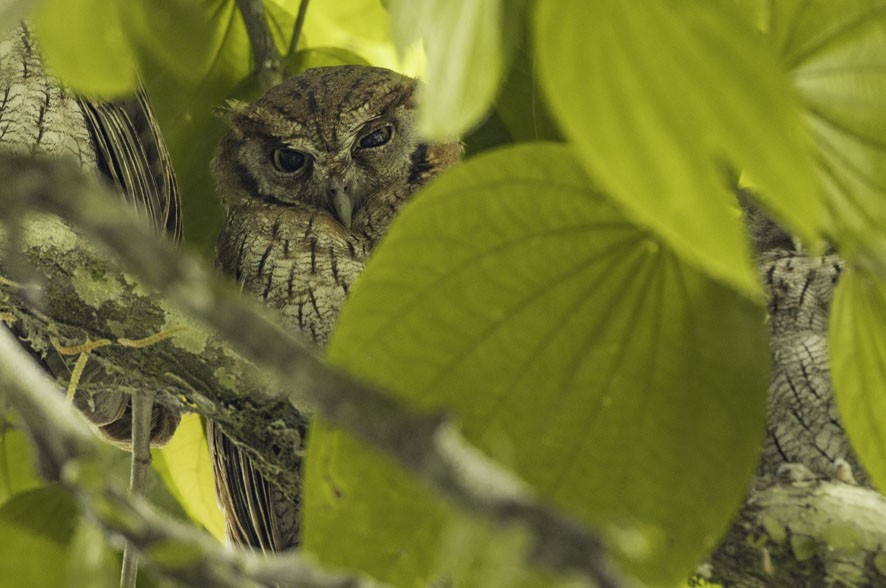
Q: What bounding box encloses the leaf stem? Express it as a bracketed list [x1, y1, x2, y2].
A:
[120, 388, 157, 588]
[287, 0, 311, 61]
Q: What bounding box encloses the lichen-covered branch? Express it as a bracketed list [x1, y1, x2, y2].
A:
[0, 325, 384, 588]
[0, 210, 306, 501]
[706, 468, 886, 587]
[0, 154, 630, 588]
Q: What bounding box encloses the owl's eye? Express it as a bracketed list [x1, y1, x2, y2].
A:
[272, 148, 306, 173]
[357, 124, 393, 149]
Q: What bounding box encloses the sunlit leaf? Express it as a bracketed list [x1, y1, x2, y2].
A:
[830, 269, 886, 488]
[768, 1, 886, 280]
[387, 0, 506, 138]
[535, 0, 825, 297]
[298, 0, 413, 73]
[305, 143, 769, 585]
[32, 0, 138, 97]
[154, 414, 225, 540]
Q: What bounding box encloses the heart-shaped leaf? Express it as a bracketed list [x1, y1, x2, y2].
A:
[304, 143, 769, 585]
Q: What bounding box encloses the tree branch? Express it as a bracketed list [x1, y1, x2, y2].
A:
[120, 387, 156, 588]
[0, 154, 631, 588]
[706, 467, 886, 587]
[236, 0, 283, 91]
[0, 325, 385, 588]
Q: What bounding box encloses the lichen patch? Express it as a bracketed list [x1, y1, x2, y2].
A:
[72, 266, 124, 309]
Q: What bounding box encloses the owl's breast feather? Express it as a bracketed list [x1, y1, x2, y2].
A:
[217, 202, 369, 345]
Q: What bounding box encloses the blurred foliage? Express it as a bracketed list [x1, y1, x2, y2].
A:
[0, 408, 42, 505]
[7, 0, 886, 586]
[831, 269, 886, 491]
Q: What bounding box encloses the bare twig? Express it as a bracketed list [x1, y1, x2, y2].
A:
[287, 0, 311, 60]
[0, 155, 630, 588]
[120, 388, 156, 588]
[236, 0, 283, 91]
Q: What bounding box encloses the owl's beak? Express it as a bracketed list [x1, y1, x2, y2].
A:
[329, 187, 353, 229]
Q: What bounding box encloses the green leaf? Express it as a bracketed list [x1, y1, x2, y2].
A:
[0, 409, 43, 506]
[769, 1, 886, 279]
[32, 0, 138, 97]
[387, 0, 507, 138]
[0, 485, 79, 587]
[122, 0, 217, 84]
[141, 0, 253, 257]
[154, 414, 225, 541]
[495, 32, 561, 143]
[305, 143, 769, 585]
[65, 519, 118, 588]
[298, 0, 409, 71]
[535, 0, 825, 297]
[830, 268, 886, 489]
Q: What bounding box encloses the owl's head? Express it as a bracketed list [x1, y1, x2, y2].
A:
[213, 65, 460, 230]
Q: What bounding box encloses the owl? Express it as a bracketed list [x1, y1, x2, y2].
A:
[209, 65, 463, 551]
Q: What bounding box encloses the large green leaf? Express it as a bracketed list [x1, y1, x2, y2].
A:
[535, 0, 825, 297]
[768, 1, 886, 279]
[387, 0, 507, 138]
[304, 143, 769, 585]
[830, 269, 886, 488]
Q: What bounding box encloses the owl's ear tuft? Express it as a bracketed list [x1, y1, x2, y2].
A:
[214, 99, 250, 125]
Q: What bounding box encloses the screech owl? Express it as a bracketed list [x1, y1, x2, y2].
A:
[209, 65, 463, 551]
